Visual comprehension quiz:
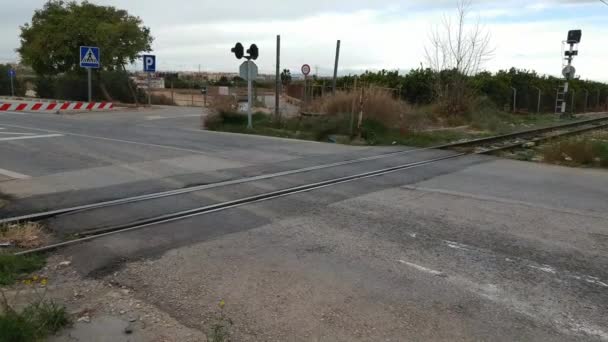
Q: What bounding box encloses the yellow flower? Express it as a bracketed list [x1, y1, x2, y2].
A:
[23, 279, 32, 285]
[218, 299, 225, 309]
[40, 278, 48, 286]
[32, 275, 39, 281]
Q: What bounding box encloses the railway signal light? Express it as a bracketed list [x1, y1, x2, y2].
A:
[567, 30, 582, 44]
[231, 43, 244, 59]
[247, 44, 259, 60]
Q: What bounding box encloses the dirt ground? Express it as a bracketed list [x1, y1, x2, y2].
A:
[2, 255, 205, 342]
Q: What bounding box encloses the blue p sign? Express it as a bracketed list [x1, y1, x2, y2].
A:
[143, 55, 156, 72]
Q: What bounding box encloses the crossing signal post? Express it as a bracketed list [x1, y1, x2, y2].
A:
[556, 30, 581, 117]
[231, 42, 259, 129]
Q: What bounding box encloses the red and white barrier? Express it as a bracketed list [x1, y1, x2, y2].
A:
[0, 102, 113, 112]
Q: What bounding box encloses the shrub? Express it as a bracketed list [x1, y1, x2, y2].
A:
[0, 300, 70, 342]
[542, 138, 602, 165]
[0, 254, 45, 285]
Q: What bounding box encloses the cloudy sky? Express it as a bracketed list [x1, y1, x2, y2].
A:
[1, 0, 607, 81]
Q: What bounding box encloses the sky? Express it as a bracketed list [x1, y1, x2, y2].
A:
[1, 0, 607, 81]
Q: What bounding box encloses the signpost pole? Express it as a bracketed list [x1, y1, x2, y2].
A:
[87, 68, 92, 103]
[332, 40, 341, 95]
[275, 35, 280, 121]
[9, 72, 14, 97]
[247, 60, 253, 129]
[148, 72, 152, 106]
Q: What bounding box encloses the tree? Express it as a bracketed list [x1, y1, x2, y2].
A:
[424, 0, 494, 115]
[281, 69, 292, 85]
[425, 0, 493, 76]
[18, 1, 153, 100]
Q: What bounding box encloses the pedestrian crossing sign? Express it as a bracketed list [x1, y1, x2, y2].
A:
[80, 46, 100, 68]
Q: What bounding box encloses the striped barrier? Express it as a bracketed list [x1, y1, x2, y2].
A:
[0, 102, 114, 112]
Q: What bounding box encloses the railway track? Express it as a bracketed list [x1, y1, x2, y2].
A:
[5, 115, 608, 255]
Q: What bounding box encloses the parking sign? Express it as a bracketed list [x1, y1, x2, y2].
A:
[143, 55, 156, 72]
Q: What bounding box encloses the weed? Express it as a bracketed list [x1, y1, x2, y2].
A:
[541, 132, 608, 168]
[0, 254, 46, 285]
[206, 299, 232, 342]
[0, 222, 49, 249]
[0, 300, 69, 342]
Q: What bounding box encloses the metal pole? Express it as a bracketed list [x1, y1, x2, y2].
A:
[571, 89, 575, 115]
[87, 68, 92, 102]
[147, 72, 152, 106]
[584, 90, 588, 113]
[275, 35, 280, 121]
[247, 60, 253, 129]
[332, 40, 341, 95]
[10, 73, 14, 97]
[511, 87, 517, 112]
[533, 87, 541, 113]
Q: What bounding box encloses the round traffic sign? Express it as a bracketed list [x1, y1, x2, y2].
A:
[301, 64, 311, 76]
[562, 65, 576, 79]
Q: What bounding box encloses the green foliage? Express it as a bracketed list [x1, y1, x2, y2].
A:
[542, 133, 608, 168]
[0, 65, 26, 96]
[0, 300, 70, 342]
[0, 254, 46, 285]
[18, 1, 153, 76]
[281, 69, 292, 85]
[34, 71, 139, 102]
[338, 67, 608, 113]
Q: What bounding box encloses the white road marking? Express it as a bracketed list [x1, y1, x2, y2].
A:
[528, 265, 557, 274]
[0, 123, 212, 155]
[0, 111, 27, 115]
[145, 114, 200, 120]
[444, 240, 472, 251]
[0, 167, 30, 179]
[0, 134, 63, 142]
[398, 260, 445, 276]
[0, 132, 37, 135]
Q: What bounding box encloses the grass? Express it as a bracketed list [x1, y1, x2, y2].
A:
[1, 222, 49, 249]
[0, 300, 70, 342]
[540, 131, 608, 168]
[204, 92, 585, 148]
[0, 254, 46, 286]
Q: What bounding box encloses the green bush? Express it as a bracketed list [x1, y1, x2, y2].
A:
[34, 71, 139, 102]
[0, 254, 45, 285]
[0, 64, 26, 96]
[0, 301, 70, 342]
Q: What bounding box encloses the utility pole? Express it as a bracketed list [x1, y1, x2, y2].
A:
[332, 40, 341, 95]
[511, 87, 517, 112]
[275, 35, 280, 121]
[571, 89, 576, 115]
[533, 86, 542, 113]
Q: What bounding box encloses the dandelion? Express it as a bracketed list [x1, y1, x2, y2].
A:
[40, 278, 48, 286]
[218, 299, 225, 309]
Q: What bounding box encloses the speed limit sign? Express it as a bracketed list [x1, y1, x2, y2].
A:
[301, 64, 311, 76]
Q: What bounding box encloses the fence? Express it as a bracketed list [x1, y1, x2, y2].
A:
[286, 80, 608, 115]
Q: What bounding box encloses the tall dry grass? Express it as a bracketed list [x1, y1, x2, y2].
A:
[0, 222, 49, 248]
[303, 89, 430, 131]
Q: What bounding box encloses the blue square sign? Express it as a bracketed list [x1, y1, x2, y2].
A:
[80, 46, 100, 68]
[143, 55, 156, 72]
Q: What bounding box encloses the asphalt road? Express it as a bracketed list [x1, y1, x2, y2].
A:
[1, 107, 607, 341]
